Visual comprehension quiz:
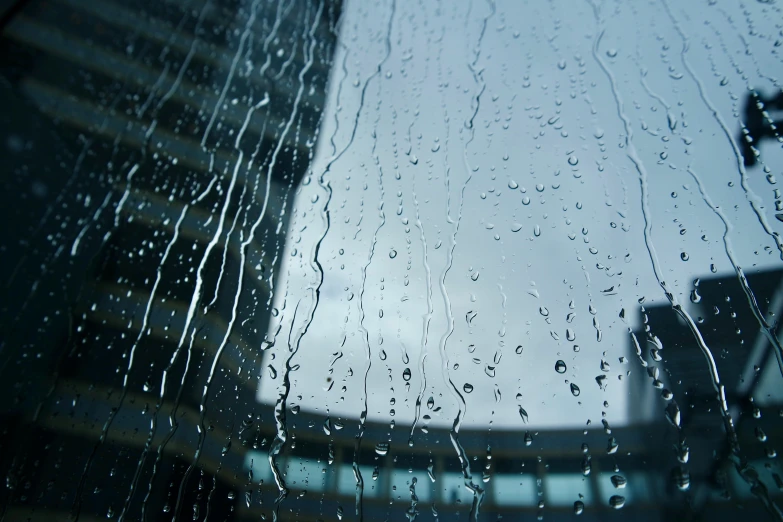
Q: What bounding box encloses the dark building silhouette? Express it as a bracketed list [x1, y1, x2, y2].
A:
[627, 268, 783, 521]
[0, 0, 341, 520]
[740, 90, 783, 168]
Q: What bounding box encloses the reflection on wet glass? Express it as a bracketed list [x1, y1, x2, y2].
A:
[1, 0, 782, 520]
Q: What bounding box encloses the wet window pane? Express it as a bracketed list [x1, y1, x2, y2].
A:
[2, 0, 783, 520]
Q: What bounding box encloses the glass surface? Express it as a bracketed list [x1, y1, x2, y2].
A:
[1, 0, 783, 520]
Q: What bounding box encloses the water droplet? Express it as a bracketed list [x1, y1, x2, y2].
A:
[389, 249, 397, 259]
[522, 196, 531, 205]
[673, 467, 690, 491]
[574, 501, 585, 515]
[566, 328, 575, 341]
[570, 383, 581, 396]
[524, 431, 533, 446]
[519, 405, 529, 423]
[375, 442, 389, 456]
[680, 252, 689, 261]
[516, 345, 524, 354]
[568, 155, 578, 166]
[665, 401, 681, 427]
[508, 179, 519, 189]
[539, 306, 549, 317]
[511, 222, 523, 232]
[581, 456, 592, 476]
[609, 495, 625, 509]
[676, 440, 690, 463]
[606, 48, 618, 58]
[463, 383, 474, 393]
[402, 368, 411, 381]
[555, 360, 567, 374]
[610, 475, 627, 488]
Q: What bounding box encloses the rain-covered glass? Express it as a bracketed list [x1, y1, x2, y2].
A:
[1, 0, 783, 520]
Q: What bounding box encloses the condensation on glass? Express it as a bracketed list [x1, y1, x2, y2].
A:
[1, 0, 782, 520]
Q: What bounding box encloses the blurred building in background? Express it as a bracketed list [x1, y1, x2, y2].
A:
[0, 0, 341, 519]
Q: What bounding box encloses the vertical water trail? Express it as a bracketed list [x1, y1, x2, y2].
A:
[258, 0, 294, 78]
[660, 0, 783, 260]
[200, 0, 263, 148]
[587, 0, 738, 453]
[1, 1, 166, 296]
[135, 179, 218, 522]
[206, 182, 248, 311]
[265, 3, 396, 520]
[329, 48, 350, 158]
[78, 172, 217, 521]
[268, 300, 301, 522]
[353, 140, 385, 520]
[590, 4, 782, 517]
[70, 191, 113, 257]
[116, 204, 189, 522]
[435, 1, 494, 520]
[176, 0, 266, 357]
[408, 157, 433, 446]
[69, 162, 143, 520]
[639, 63, 783, 378]
[206, 93, 271, 311]
[173, 3, 323, 518]
[54, 26, 230, 496]
[140, 0, 212, 117]
[659, 0, 783, 378]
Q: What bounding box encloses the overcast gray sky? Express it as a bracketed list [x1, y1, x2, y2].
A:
[259, 0, 783, 432]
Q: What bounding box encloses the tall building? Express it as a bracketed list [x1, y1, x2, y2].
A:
[627, 268, 783, 519]
[0, 0, 341, 519]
